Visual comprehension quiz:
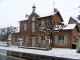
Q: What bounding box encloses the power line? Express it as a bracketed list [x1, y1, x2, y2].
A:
[60, 7, 79, 13]
[3, 0, 79, 12]
[4, 0, 79, 7]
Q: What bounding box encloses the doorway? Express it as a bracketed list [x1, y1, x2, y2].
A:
[32, 38, 35, 47]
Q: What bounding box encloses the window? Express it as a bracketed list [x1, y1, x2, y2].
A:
[23, 36, 28, 43]
[58, 36, 64, 44]
[15, 37, 18, 42]
[24, 23, 27, 30]
[32, 22, 35, 32]
[40, 20, 45, 30]
[55, 36, 67, 45]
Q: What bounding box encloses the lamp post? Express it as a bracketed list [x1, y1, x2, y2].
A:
[37, 20, 66, 50]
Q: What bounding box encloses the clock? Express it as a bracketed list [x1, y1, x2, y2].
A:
[32, 17, 35, 21]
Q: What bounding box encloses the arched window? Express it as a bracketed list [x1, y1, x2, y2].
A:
[40, 20, 45, 30]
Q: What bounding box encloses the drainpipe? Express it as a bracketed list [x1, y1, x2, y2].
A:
[70, 30, 72, 49]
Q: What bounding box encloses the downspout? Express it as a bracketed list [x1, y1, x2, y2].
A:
[70, 30, 72, 49]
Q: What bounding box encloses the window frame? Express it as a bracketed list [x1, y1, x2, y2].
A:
[41, 36, 45, 44]
[55, 36, 67, 45]
[15, 36, 18, 42]
[23, 36, 28, 43]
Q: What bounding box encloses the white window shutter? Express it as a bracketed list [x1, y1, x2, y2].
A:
[13, 37, 15, 42]
[45, 36, 47, 44]
[39, 36, 41, 44]
[27, 36, 28, 44]
[55, 36, 58, 44]
[22, 36, 24, 43]
[45, 36, 47, 40]
[64, 36, 67, 44]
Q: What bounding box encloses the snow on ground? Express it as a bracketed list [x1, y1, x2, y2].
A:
[0, 42, 7, 46]
[0, 46, 80, 59]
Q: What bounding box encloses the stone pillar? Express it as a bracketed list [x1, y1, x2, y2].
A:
[7, 39, 11, 47]
[7, 33, 12, 47]
[76, 37, 80, 53]
[46, 39, 50, 51]
[18, 38, 22, 48]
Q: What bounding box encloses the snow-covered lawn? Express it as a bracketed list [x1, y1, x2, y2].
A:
[0, 42, 7, 46]
[0, 46, 80, 59]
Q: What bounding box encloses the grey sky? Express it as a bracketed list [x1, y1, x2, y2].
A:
[0, 0, 80, 28]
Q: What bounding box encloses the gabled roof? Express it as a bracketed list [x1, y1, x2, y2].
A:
[19, 12, 39, 22]
[18, 16, 29, 22]
[62, 24, 76, 30]
[70, 17, 80, 24]
[19, 20, 28, 22]
[37, 11, 63, 22]
[19, 11, 63, 22]
[54, 24, 77, 31]
[37, 12, 57, 18]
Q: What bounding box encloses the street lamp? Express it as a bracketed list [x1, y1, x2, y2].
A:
[37, 20, 66, 50]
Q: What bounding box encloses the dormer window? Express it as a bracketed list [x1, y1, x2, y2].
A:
[24, 23, 27, 30]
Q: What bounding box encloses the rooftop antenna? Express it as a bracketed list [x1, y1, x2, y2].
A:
[34, 2, 35, 5]
[53, 2, 55, 9]
[53, 1, 58, 12]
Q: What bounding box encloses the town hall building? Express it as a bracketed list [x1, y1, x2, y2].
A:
[12, 5, 78, 48]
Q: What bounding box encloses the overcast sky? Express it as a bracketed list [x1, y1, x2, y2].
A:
[0, 0, 80, 28]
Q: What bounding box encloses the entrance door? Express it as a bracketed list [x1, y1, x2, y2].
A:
[32, 38, 35, 47]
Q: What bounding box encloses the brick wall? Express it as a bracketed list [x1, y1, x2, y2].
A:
[12, 12, 78, 48]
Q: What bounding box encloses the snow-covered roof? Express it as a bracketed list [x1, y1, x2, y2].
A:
[0, 46, 80, 59]
[71, 17, 80, 23]
[19, 18, 29, 22]
[62, 24, 76, 30]
[37, 12, 57, 18]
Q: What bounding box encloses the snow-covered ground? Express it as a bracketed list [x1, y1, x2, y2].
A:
[0, 46, 80, 59]
[0, 42, 7, 46]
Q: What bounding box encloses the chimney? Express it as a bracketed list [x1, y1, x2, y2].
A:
[78, 15, 80, 20]
[54, 8, 58, 12]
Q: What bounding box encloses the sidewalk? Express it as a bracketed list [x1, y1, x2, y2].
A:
[0, 46, 80, 59]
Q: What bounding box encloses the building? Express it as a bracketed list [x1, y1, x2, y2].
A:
[12, 5, 78, 48]
[68, 15, 80, 51]
[68, 15, 80, 37]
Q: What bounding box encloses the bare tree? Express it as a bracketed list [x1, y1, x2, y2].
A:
[1, 26, 18, 41]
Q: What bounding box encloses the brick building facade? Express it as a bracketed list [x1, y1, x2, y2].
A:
[12, 5, 78, 48]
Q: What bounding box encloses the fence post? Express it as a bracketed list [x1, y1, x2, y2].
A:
[7, 39, 11, 47]
[18, 38, 22, 48]
[76, 37, 80, 53]
[46, 39, 50, 51]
